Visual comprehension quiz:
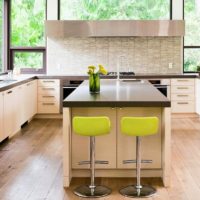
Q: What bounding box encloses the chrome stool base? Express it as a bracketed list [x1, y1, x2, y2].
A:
[119, 185, 156, 198]
[74, 185, 112, 198]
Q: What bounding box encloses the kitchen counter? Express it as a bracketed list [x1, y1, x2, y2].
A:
[63, 79, 171, 107]
[0, 73, 198, 93]
[0, 75, 36, 92]
[63, 79, 171, 188]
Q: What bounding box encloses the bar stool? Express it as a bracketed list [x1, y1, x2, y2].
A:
[72, 116, 112, 198]
[119, 117, 159, 198]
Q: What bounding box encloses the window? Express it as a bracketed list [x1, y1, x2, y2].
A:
[60, 0, 170, 20]
[184, 0, 200, 72]
[0, 1, 4, 73]
[10, 0, 46, 73]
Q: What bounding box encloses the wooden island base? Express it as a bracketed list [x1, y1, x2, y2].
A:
[63, 107, 171, 188]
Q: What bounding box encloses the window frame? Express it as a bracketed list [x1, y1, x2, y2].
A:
[8, 0, 47, 74]
[183, 0, 200, 73]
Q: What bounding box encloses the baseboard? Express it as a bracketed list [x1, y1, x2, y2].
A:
[34, 114, 63, 119]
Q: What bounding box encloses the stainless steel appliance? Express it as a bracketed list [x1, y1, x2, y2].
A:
[63, 80, 83, 100]
[148, 79, 171, 99]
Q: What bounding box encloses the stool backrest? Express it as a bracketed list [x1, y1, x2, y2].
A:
[73, 116, 111, 136]
[121, 117, 159, 137]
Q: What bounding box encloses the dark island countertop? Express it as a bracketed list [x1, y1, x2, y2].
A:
[63, 79, 171, 107]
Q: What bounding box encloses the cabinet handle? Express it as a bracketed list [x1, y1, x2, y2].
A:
[42, 103, 55, 105]
[42, 88, 55, 90]
[43, 95, 55, 98]
[177, 87, 189, 89]
[177, 95, 188, 97]
[177, 80, 189, 82]
[43, 80, 55, 83]
[177, 102, 189, 105]
[7, 91, 12, 94]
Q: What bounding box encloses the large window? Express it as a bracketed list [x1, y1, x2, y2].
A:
[10, 0, 46, 73]
[184, 0, 200, 72]
[0, 1, 4, 73]
[60, 0, 170, 20]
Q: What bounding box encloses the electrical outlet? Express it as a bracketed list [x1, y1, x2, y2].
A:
[168, 63, 173, 69]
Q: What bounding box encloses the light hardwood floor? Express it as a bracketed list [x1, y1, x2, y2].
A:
[0, 117, 200, 200]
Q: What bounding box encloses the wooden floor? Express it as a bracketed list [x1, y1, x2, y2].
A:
[1, 117, 200, 200]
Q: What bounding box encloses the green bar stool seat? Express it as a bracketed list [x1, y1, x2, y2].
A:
[73, 116, 112, 198]
[119, 117, 159, 198]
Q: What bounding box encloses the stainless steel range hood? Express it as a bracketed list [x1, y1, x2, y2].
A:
[45, 20, 185, 38]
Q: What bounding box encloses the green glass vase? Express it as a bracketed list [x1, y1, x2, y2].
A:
[89, 73, 100, 94]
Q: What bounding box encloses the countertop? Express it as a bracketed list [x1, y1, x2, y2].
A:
[63, 79, 171, 107]
[0, 73, 198, 92]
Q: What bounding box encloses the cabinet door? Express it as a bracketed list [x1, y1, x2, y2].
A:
[71, 108, 117, 169]
[117, 107, 162, 169]
[24, 80, 37, 120]
[3, 88, 16, 137]
[0, 92, 4, 142]
[29, 80, 37, 116]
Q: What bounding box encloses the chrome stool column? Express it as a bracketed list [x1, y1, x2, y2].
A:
[119, 117, 159, 198]
[73, 117, 112, 198]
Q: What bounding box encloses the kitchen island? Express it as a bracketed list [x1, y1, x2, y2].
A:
[63, 79, 171, 187]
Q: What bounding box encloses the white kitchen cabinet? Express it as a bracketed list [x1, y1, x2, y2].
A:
[1, 80, 37, 140]
[38, 79, 60, 114]
[0, 92, 4, 142]
[22, 80, 37, 122]
[3, 87, 18, 138]
[171, 78, 195, 113]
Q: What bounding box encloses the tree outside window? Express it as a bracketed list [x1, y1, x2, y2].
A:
[11, 0, 46, 72]
[61, 0, 170, 20]
[184, 0, 200, 72]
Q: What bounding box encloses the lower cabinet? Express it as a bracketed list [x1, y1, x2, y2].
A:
[71, 107, 162, 170]
[3, 87, 18, 138]
[1, 80, 37, 140]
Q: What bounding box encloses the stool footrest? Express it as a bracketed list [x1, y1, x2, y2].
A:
[78, 160, 109, 165]
[123, 159, 152, 164]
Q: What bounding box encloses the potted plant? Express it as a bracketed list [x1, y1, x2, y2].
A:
[87, 64, 107, 94]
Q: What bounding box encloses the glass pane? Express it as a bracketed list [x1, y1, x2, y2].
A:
[184, 48, 200, 72]
[11, 0, 46, 47]
[61, 0, 170, 20]
[184, 0, 200, 46]
[14, 52, 43, 69]
[0, 1, 3, 73]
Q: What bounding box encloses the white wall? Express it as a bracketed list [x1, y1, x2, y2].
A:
[172, 0, 183, 20]
[47, 0, 58, 20]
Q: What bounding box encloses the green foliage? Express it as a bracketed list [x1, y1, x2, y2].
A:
[184, 0, 200, 72]
[11, 0, 45, 69]
[14, 52, 43, 69]
[11, 0, 45, 47]
[61, 0, 169, 20]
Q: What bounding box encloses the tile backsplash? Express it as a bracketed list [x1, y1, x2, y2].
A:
[47, 37, 182, 75]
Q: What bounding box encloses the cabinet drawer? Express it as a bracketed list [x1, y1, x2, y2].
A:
[171, 85, 194, 94]
[38, 87, 60, 96]
[38, 79, 60, 87]
[171, 93, 195, 101]
[171, 79, 194, 86]
[38, 102, 59, 114]
[38, 95, 59, 102]
[172, 101, 195, 113]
